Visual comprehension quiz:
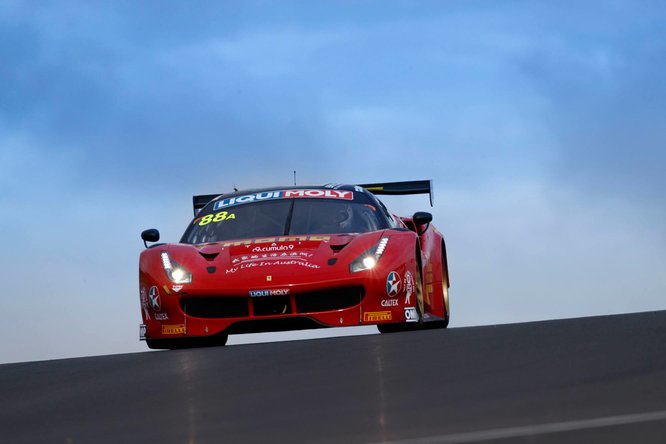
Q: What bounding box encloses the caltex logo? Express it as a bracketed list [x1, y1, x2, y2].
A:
[386, 271, 402, 297]
[149, 286, 161, 312]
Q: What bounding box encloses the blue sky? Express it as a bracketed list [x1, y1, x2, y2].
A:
[1, 1, 664, 363]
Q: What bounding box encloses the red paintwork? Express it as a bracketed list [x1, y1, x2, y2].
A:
[139, 199, 448, 344]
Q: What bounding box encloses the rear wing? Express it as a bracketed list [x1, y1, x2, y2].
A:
[192, 194, 221, 216]
[359, 179, 433, 206]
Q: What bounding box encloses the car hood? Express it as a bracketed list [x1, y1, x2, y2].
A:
[161, 232, 384, 291]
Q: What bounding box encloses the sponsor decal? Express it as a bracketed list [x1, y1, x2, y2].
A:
[386, 271, 402, 297]
[221, 235, 330, 247]
[252, 243, 295, 253]
[425, 263, 434, 305]
[289, 188, 350, 197]
[381, 299, 399, 307]
[213, 189, 353, 210]
[155, 313, 169, 321]
[404, 307, 419, 323]
[249, 288, 290, 297]
[139, 324, 146, 340]
[232, 250, 313, 266]
[140, 286, 150, 320]
[363, 311, 392, 322]
[172, 285, 184, 293]
[162, 324, 185, 335]
[162, 285, 172, 295]
[226, 259, 321, 274]
[197, 210, 236, 226]
[149, 286, 161, 312]
[404, 271, 414, 304]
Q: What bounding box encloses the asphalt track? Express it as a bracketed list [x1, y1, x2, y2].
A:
[2, 311, 666, 443]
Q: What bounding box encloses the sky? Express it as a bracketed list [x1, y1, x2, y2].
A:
[1, 0, 665, 364]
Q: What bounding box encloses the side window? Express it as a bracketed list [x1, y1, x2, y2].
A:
[377, 199, 399, 228]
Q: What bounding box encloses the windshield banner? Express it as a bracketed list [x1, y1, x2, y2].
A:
[213, 189, 353, 210]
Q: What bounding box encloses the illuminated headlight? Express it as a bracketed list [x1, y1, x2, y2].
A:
[160, 252, 192, 284]
[362, 256, 377, 269]
[350, 237, 389, 273]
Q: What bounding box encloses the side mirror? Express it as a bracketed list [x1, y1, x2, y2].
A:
[141, 229, 160, 248]
[412, 212, 432, 235]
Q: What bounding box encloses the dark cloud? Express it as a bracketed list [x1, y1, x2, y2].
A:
[2, 1, 664, 202]
[0, 3, 330, 192]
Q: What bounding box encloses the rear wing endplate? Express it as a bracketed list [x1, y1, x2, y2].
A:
[192, 194, 221, 216]
[359, 179, 433, 206]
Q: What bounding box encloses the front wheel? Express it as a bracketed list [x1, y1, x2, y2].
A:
[428, 251, 450, 329]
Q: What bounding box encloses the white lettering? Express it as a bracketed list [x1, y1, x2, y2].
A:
[404, 307, 419, 322]
[306, 189, 324, 197]
[256, 192, 274, 200]
[226, 259, 321, 273]
[249, 288, 291, 297]
[237, 195, 254, 203]
[213, 189, 351, 210]
[252, 244, 295, 253]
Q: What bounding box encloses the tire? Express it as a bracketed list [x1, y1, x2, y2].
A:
[377, 323, 402, 334]
[427, 245, 449, 329]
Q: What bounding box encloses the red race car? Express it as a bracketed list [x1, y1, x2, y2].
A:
[138, 180, 450, 349]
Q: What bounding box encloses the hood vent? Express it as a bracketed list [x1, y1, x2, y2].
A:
[199, 252, 219, 261]
[329, 244, 347, 253]
[198, 244, 222, 261]
[329, 235, 354, 253]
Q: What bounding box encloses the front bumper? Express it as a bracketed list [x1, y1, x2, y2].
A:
[140, 283, 389, 340]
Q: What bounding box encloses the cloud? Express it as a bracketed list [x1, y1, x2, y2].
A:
[1, 0, 665, 363]
[513, 3, 666, 237]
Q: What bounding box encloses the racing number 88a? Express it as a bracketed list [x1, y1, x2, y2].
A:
[199, 211, 235, 226]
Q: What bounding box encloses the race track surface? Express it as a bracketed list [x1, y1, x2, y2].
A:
[2, 311, 666, 443]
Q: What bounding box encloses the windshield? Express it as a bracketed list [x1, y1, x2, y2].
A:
[181, 197, 386, 244]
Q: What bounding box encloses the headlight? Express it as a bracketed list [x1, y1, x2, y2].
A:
[160, 252, 192, 284]
[349, 237, 389, 273]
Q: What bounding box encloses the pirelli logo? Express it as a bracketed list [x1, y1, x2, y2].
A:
[363, 311, 392, 322]
[162, 324, 185, 335]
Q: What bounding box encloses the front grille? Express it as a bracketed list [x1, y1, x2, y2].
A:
[181, 287, 363, 320]
[181, 297, 248, 318]
[295, 287, 364, 313]
[253, 296, 291, 316]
